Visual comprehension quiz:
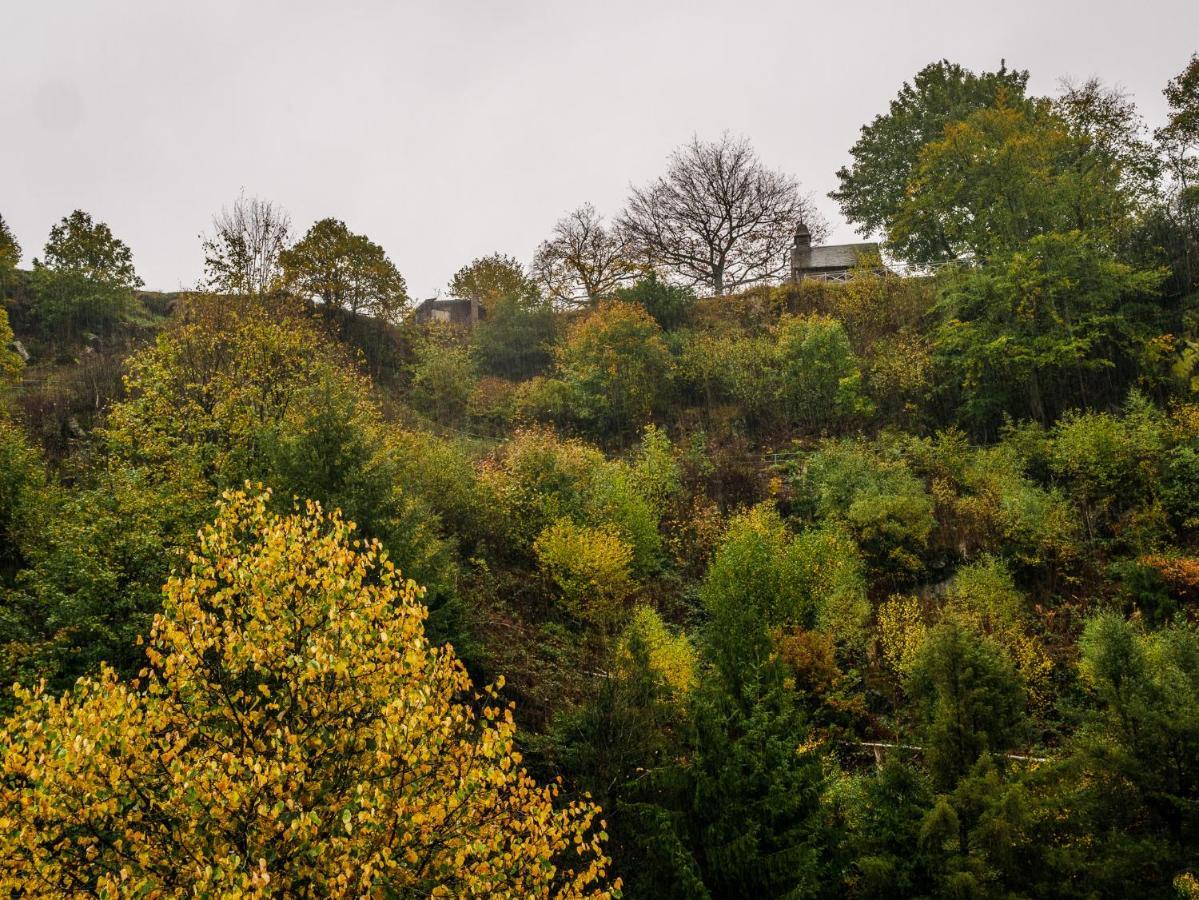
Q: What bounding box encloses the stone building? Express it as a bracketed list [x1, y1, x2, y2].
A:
[412, 297, 484, 325]
[789, 223, 880, 283]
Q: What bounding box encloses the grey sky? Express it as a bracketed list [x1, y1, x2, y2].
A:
[3, 1, 1197, 297]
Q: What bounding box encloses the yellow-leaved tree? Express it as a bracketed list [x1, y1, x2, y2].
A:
[0, 489, 615, 897]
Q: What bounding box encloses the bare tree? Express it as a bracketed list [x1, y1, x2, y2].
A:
[620, 134, 824, 296]
[532, 203, 639, 307]
[201, 191, 291, 296]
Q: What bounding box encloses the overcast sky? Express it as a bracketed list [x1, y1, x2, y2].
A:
[3, 1, 1197, 297]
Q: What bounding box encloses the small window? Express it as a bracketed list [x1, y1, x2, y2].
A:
[432, 309, 451, 323]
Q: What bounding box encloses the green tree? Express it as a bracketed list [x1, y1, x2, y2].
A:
[833, 759, 938, 898]
[891, 99, 1141, 264]
[907, 623, 1026, 791]
[0, 414, 42, 577]
[668, 673, 831, 898]
[41, 209, 142, 289]
[280, 217, 408, 322]
[471, 289, 557, 379]
[27, 267, 133, 340]
[1076, 614, 1199, 852]
[932, 231, 1164, 428]
[630, 533, 840, 897]
[30, 210, 143, 339]
[1054, 78, 1160, 210]
[550, 608, 700, 896]
[831, 60, 1030, 239]
[773, 313, 871, 432]
[483, 428, 662, 574]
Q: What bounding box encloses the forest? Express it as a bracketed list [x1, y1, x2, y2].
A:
[0, 54, 1198, 897]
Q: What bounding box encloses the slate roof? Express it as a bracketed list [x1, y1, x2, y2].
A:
[793, 242, 880, 272]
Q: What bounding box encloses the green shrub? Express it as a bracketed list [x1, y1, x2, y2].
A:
[773, 313, 872, 431]
[409, 338, 477, 424]
[795, 441, 935, 583]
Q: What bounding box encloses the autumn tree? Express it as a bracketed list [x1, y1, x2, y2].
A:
[620, 133, 821, 295]
[279, 217, 408, 322]
[831, 60, 1030, 239]
[0, 307, 21, 386]
[532, 203, 639, 307]
[890, 98, 1141, 264]
[201, 191, 291, 296]
[449, 252, 536, 305]
[553, 300, 673, 438]
[0, 489, 615, 896]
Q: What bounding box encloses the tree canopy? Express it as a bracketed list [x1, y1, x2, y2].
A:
[0, 489, 615, 896]
[831, 60, 1030, 240]
[280, 217, 409, 322]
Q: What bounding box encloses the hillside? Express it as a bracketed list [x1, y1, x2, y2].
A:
[1, 52, 1199, 898]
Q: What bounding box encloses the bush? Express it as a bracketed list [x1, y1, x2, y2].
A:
[535, 518, 636, 630]
[466, 376, 520, 433]
[554, 301, 673, 439]
[409, 337, 477, 425]
[942, 556, 1052, 696]
[483, 428, 662, 573]
[1047, 396, 1170, 546]
[794, 441, 935, 584]
[773, 313, 872, 432]
[617, 605, 697, 697]
[613, 272, 695, 330]
[700, 504, 868, 688]
[384, 429, 496, 554]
